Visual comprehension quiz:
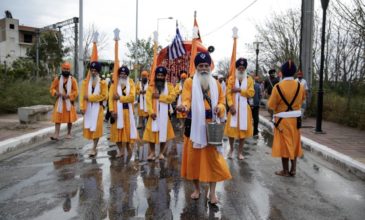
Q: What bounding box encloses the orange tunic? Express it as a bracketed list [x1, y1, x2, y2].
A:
[109, 79, 138, 143]
[268, 79, 305, 159]
[135, 81, 149, 117]
[142, 83, 176, 144]
[80, 79, 108, 140]
[174, 83, 187, 119]
[224, 76, 254, 139]
[50, 76, 78, 123]
[180, 78, 232, 182]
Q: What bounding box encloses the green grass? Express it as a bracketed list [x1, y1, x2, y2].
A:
[0, 79, 54, 114]
[308, 91, 365, 129]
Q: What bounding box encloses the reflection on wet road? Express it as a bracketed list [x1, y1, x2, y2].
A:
[0, 124, 364, 220]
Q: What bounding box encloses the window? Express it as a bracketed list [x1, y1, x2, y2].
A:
[9, 24, 14, 29]
[24, 34, 32, 43]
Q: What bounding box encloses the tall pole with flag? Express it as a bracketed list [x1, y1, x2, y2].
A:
[149, 31, 158, 114]
[229, 27, 238, 106]
[188, 11, 200, 77]
[112, 28, 120, 114]
[81, 31, 98, 111]
[168, 21, 186, 60]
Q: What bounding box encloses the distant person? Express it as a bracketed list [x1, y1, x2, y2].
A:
[104, 73, 112, 123]
[218, 74, 227, 122]
[224, 58, 254, 160]
[218, 74, 226, 95]
[175, 70, 188, 128]
[50, 62, 79, 140]
[252, 75, 262, 137]
[268, 60, 305, 177]
[212, 72, 219, 80]
[136, 70, 149, 128]
[296, 70, 309, 118]
[264, 69, 279, 98]
[80, 61, 108, 157]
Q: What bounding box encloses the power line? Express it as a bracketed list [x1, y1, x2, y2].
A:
[203, 0, 259, 37]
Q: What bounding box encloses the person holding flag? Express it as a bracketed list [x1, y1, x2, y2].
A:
[109, 66, 138, 158]
[79, 32, 108, 157]
[142, 66, 176, 161]
[178, 51, 231, 205]
[223, 27, 254, 160]
[175, 70, 188, 128]
[224, 58, 255, 160]
[50, 62, 79, 140]
[136, 70, 149, 128]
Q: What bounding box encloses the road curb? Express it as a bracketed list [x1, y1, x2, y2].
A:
[0, 118, 83, 155]
[259, 115, 365, 179]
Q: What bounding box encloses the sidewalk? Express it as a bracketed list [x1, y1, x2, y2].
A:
[259, 108, 365, 178]
[0, 113, 83, 155]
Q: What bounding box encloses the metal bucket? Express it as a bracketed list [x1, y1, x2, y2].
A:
[206, 122, 224, 146]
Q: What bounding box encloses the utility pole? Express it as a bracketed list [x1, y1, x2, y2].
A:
[73, 17, 79, 79]
[315, 0, 330, 133]
[78, 0, 84, 87]
[35, 28, 40, 79]
[135, 0, 139, 82]
[300, 0, 314, 91]
[253, 41, 262, 76]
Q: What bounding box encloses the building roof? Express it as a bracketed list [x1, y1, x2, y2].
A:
[18, 25, 37, 32]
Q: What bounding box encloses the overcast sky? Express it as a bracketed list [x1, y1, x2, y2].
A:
[1, 0, 324, 69]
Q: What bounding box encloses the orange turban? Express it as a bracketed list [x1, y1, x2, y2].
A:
[61, 62, 71, 71]
[180, 73, 188, 79]
[141, 70, 149, 77]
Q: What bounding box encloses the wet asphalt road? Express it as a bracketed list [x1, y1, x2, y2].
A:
[0, 122, 364, 220]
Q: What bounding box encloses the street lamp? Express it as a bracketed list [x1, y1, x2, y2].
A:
[253, 41, 262, 76]
[315, 0, 330, 133]
[157, 17, 173, 33]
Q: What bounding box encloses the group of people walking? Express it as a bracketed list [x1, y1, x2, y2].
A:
[49, 51, 306, 205]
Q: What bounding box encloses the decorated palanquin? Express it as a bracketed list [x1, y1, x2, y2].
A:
[157, 41, 208, 84]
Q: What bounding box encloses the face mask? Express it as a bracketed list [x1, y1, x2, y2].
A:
[142, 78, 148, 84]
[62, 71, 70, 77]
[155, 79, 165, 92]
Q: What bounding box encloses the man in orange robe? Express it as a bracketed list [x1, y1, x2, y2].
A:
[80, 61, 108, 157]
[174, 70, 188, 128]
[224, 58, 255, 160]
[268, 60, 305, 177]
[178, 52, 231, 205]
[142, 66, 176, 161]
[135, 70, 149, 128]
[50, 62, 78, 140]
[109, 66, 138, 158]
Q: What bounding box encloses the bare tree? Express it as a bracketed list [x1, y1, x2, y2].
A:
[255, 9, 302, 69]
[63, 23, 109, 64]
[216, 58, 230, 76]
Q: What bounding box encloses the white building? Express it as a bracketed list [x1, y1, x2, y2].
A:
[0, 15, 37, 64]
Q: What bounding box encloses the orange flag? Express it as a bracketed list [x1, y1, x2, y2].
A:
[188, 12, 200, 77]
[149, 31, 158, 114]
[229, 27, 238, 106]
[112, 28, 120, 113]
[82, 32, 99, 111]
